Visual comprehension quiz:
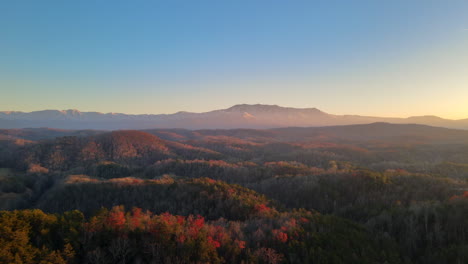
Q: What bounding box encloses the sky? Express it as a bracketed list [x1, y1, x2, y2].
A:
[1, 1, 467, 119]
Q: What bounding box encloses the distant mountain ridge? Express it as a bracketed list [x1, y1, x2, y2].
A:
[1, 104, 467, 130]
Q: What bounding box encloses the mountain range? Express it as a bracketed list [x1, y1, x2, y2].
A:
[1, 104, 468, 130]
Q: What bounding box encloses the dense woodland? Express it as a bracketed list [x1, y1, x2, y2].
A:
[1, 123, 468, 263]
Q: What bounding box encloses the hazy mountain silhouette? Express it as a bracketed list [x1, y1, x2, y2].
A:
[1, 104, 467, 130]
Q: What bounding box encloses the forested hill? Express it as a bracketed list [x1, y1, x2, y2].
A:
[1, 123, 468, 263]
[3, 122, 468, 144]
[145, 122, 468, 144]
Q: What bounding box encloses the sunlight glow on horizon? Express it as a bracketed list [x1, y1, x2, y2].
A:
[1, 1, 467, 119]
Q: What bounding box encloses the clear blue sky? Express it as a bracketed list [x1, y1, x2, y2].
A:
[1, 1, 467, 118]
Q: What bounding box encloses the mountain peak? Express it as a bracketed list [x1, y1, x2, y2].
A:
[225, 104, 323, 113]
[61, 109, 82, 115]
[226, 104, 281, 111]
[0, 105, 467, 130]
[407, 115, 445, 120]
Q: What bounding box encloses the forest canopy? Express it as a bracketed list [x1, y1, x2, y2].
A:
[1, 124, 468, 263]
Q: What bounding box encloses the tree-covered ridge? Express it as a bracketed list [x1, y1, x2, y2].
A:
[2, 126, 468, 180]
[1, 207, 401, 264]
[2, 124, 468, 263]
[10, 130, 220, 172]
[37, 177, 277, 220]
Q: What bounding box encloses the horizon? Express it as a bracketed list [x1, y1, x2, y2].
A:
[3, 2, 468, 261]
[1, 103, 468, 121]
[1, 1, 468, 119]
[2, 2, 468, 260]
